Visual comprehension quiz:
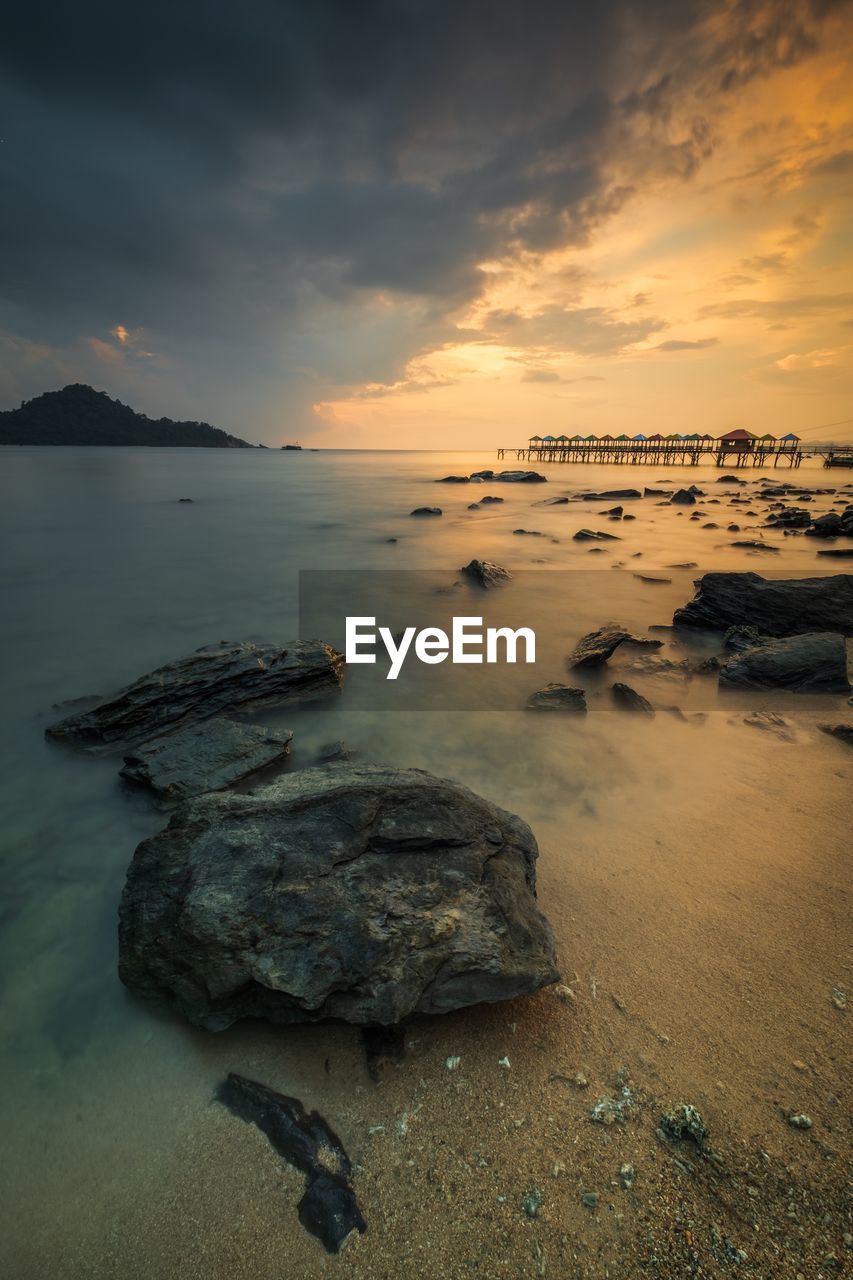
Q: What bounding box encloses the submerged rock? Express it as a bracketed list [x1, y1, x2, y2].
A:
[741, 711, 796, 742]
[719, 633, 850, 693]
[45, 639, 343, 752]
[526, 683, 587, 713]
[410, 506, 442, 516]
[119, 764, 559, 1029]
[460, 559, 511, 588]
[495, 470, 547, 483]
[610, 683, 655, 716]
[670, 489, 697, 505]
[672, 572, 853, 637]
[573, 528, 620, 542]
[119, 717, 292, 800]
[568, 624, 661, 669]
[217, 1072, 365, 1253]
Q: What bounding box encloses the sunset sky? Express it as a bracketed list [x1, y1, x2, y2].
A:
[2, 0, 852, 446]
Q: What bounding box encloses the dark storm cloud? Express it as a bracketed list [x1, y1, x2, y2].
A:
[0, 0, 840, 425]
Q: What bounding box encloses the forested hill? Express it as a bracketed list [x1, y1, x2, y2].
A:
[0, 384, 253, 447]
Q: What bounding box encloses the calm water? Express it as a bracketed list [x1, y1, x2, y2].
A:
[0, 447, 850, 1277]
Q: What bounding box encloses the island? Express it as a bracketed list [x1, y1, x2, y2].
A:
[0, 384, 253, 448]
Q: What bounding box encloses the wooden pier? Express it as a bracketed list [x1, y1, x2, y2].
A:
[497, 436, 804, 468]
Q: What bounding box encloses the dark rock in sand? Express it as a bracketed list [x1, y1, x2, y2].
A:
[46, 639, 344, 752]
[470, 469, 494, 479]
[526, 684, 587, 713]
[719, 633, 850, 693]
[805, 512, 842, 537]
[411, 506, 442, 516]
[119, 717, 293, 800]
[673, 572, 853, 637]
[467, 502, 480, 510]
[461, 559, 511, 588]
[118, 764, 559, 1029]
[717, 475, 745, 484]
[767, 507, 812, 529]
[644, 488, 669, 497]
[818, 723, 853, 747]
[437, 475, 471, 483]
[727, 523, 741, 532]
[573, 528, 620, 542]
[217, 1072, 365, 1254]
[670, 489, 697, 505]
[567, 623, 659, 669]
[600, 505, 623, 516]
[480, 494, 504, 504]
[723, 624, 764, 652]
[818, 548, 853, 558]
[634, 574, 671, 584]
[610, 683, 655, 716]
[513, 528, 544, 536]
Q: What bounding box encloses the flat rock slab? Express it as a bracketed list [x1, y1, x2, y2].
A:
[719, 632, 850, 693]
[119, 717, 293, 800]
[118, 764, 559, 1029]
[568, 623, 661, 669]
[46, 639, 343, 751]
[673, 573, 853, 637]
[526, 684, 587, 712]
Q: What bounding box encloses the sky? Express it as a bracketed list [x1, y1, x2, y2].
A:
[1, 0, 852, 447]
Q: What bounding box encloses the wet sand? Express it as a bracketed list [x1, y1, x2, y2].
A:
[0, 449, 850, 1278]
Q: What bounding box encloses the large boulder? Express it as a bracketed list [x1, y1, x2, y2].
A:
[45, 640, 343, 751]
[460, 559, 511, 588]
[719, 633, 850, 693]
[672, 573, 853, 637]
[118, 765, 559, 1029]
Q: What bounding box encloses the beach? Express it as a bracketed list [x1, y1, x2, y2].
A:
[0, 446, 850, 1279]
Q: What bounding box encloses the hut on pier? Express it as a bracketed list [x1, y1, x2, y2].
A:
[718, 428, 756, 456]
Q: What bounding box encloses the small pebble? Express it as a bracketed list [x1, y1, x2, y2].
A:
[618, 1163, 635, 1190]
[445, 1056, 461, 1071]
[788, 1113, 812, 1129]
[498, 1056, 511, 1069]
[522, 1186, 542, 1219]
[581, 1192, 598, 1210]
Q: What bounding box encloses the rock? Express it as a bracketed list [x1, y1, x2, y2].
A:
[599, 505, 623, 516]
[817, 548, 853, 558]
[741, 711, 796, 742]
[580, 488, 641, 500]
[460, 559, 511, 588]
[672, 572, 853, 637]
[660, 1104, 707, 1147]
[513, 528, 544, 536]
[470, 470, 494, 479]
[495, 470, 547, 483]
[619, 1164, 635, 1190]
[767, 507, 812, 529]
[410, 506, 442, 516]
[717, 475, 745, 483]
[670, 489, 696, 505]
[581, 1192, 598, 1210]
[566, 623, 657, 669]
[216, 1072, 365, 1254]
[731, 540, 780, 552]
[723, 624, 764, 651]
[522, 1186, 543, 1218]
[818, 723, 853, 747]
[590, 1097, 628, 1126]
[788, 1113, 812, 1130]
[467, 502, 480, 510]
[480, 494, 504, 503]
[535, 495, 569, 505]
[46, 639, 344, 752]
[118, 764, 559, 1029]
[610, 683, 655, 715]
[719, 633, 850, 693]
[119, 717, 293, 800]
[436, 475, 470, 483]
[727, 523, 740, 531]
[573, 528, 620, 542]
[525, 684, 587, 713]
[805, 512, 842, 537]
[177, 497, 194, 503]
[634, 574, 671, 584]
[644, 487, 669, 496]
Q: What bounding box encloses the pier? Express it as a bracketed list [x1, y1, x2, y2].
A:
[493, 428, 848, 468]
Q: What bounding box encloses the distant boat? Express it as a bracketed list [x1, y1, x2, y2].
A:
[280, 442, 303, 451]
